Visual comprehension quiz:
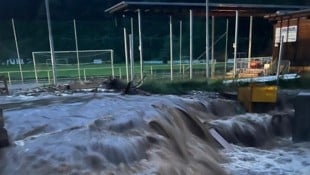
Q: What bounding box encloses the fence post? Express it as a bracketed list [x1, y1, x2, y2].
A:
[150, 66, 153, 78]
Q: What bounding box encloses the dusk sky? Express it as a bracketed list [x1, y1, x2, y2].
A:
[0, 0, 308, 20]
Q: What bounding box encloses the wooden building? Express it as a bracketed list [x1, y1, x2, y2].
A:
[266, 9, 310, 71]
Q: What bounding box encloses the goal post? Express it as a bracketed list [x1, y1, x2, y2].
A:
[32, 49, 114, 83]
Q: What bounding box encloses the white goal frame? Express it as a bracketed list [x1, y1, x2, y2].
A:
[32, 49, 114, 83]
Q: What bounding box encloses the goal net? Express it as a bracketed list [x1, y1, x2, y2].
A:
[32, 49, 114, 82]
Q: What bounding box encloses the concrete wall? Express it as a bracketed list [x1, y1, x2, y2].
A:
[0, 108, 9, 148]
[293, 92, 310, 142]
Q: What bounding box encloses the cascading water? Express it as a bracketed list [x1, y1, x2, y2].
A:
[0, 92, 309, 175]
[0, 94, 226, 175]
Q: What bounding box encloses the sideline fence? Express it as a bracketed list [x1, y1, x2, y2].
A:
[0, 56, 276, 84]
[0, 62, 230, 84]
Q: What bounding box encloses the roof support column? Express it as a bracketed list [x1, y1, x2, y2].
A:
[233, 10, 239, 78]
[179, 20, 182, 74]
[170, 16, 173, 81]
[131, 17, 134, 61]
[248, 16, 253, 68]
[137, 9, 143, 80]
[123, 27, 129, 82]
[205, 0, 210, 79]
[211, 16, 215, 78]
[189, 9, 193, 80]
[129, 34, 134, 81]
[224, 19, 229, 76]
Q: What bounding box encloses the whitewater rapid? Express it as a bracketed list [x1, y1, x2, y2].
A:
[0, 92, 309, 175]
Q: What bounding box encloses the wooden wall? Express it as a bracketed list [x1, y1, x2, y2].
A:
[272, 16, 310, 67]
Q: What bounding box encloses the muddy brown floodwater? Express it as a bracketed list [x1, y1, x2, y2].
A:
[0, 92, 309, 175]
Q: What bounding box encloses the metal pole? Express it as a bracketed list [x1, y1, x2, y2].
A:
[111, 50, 114, 77]
[179, 20, 182, 74]
[129, 34, 134, 81]
[123, 28, 129, 82]
[137, 9, 143, 80]
[7, 72, 11, 85]
[189, 9, 193, 80]
[119, 67, 122, 79]
[83, 68, 86, 81]
[11, 18, 23, 83]
[248, 16, 253, 68]
[32, 52, 38, 83]
[47, 71, 50, 84]
[170, 16, 173, 81]
[205, 0, 210, 79]
[224, 19, 229, 75]
[45, 0, 57, 84]
[211, 16, 215, 78]
[276, 35, 284, 85]
[131, 17, 134, 61]
[233, 10, 239, 78]
[73, 19, 81, 80]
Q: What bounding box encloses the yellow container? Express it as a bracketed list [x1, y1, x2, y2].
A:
[238, 84, 278, 112]
[251, 85, 277, 102]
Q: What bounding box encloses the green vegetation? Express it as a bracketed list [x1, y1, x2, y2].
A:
[140, 75, 310, 95]
[140, 78, 225, 94]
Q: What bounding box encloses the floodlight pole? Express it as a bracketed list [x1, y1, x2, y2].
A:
[11, 18, 24, 83]
[73, 19, 81, 80]
[137, 9, 143, 81]
[205, 0, 210, 79]
[276, 35, 284, 85]
[45, 0, 57, 84]
[248, 16, 253, 68]
[170, 16, 173, 81]
[189, 9, 193, 80]
[32, 52, 38, 84]
[233, 10, 239, 78]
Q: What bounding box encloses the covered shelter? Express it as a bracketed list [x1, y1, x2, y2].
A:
[266, 9, 310, 71]
[105, 1, 307, 17]
[105, 1, 309, 80]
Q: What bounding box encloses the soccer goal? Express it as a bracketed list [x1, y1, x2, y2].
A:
[31, 49, 114, 83]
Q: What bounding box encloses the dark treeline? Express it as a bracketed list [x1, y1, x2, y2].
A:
[0, 0, 308, 63]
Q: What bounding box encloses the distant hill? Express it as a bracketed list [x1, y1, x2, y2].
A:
[0, 0, 308, 62]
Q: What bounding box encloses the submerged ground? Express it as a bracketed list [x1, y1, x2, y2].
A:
[0, 89, 309, 175]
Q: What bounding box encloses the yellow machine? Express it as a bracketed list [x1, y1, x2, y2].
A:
[238, 84, 278, 112]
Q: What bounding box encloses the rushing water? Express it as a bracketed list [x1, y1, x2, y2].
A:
[0, 92, 309, 175]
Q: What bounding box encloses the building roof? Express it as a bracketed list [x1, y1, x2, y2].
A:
[105, 1, 310, 17]
[265, 8, 310, 20]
